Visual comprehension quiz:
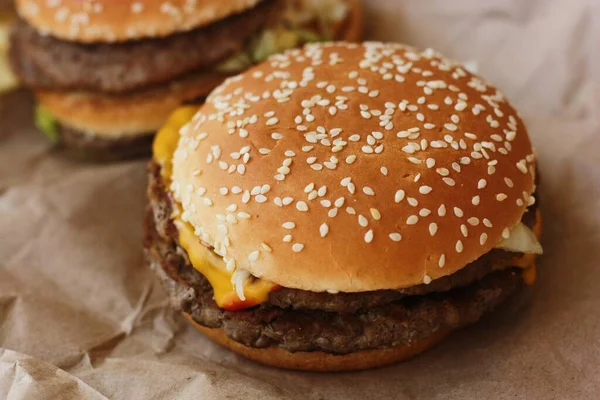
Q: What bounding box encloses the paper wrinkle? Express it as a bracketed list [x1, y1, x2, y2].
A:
[119, 281, 154, 336]
[1, 0, 599, 399]
[151, 306, 185, 354]
[0, 349, 108, 400]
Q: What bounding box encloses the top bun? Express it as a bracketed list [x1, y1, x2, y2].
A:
[169, 42, 537, 293]
[15, 0, 262, 42]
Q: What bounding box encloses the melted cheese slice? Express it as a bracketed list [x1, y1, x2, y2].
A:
[154, 108, 278, 310]
[154, 108, 542, 308]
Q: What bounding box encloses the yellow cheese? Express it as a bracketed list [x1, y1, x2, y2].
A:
[176, 219, 278, 310]
[153, 108, 278, 310]
[153, 106, 198, 179]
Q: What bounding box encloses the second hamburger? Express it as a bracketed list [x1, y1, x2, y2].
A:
[10, 0, 362, 160]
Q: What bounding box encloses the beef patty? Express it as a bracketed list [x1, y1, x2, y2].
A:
[10, 0, 272, 93]
[144, 161, 529, 354]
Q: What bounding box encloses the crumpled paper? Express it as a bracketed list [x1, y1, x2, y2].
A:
[1, 0, 599, 398]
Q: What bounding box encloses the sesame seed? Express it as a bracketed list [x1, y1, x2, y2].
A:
[255, 195, 267, 203]
[363, 187, 375, 196]
[496, 193, 507, 201]
[406, 215, 419, 225]
[453, 207, 464, 218]
[320, 200, 332, 207]
[358, 214, 369, 227]
[478, 179, 487, 189]
[261, 243, 272, 252]
[429, 222, 438, 236]
[502, 228, 511, 239]
[419, 185, 433, 195]
[517, 160, 528, 174]
[480, 233, 488, 245]
[439, 254, 446, 268]
[456, 240, 464, 253]
[328, 208, 338, 218]
[282, 222, 296, 229]
[292, 243, 304, 252]
[296, 201, 309, 211]
[364, 230, 374, 243]
[394, 190, 406, 203]
[237, 212, 251, 220]
[407, 197, 419, 207]
[423, 275, 432, 285]
[467, 217, 480, 226]
[438, 204, 447, 216]
[389, 233, 402, 242]
[370, 208, 381, 220]
[437, 168, 449, 176]
[266, 117, 279, 126]
[320, 223, 329, 237]
[444, 123, 457, 131]
[443, 177, 456, 186]
[460, 224, 469, 237]
[419, 208, 431, 217]
[248, 251, 260, 262]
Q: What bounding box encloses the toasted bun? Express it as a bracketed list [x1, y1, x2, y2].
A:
[15, 0, 263, 42]
[168, 42, 538, 293]
[184, 313, 450, 371]
[35, 71, 225, 137]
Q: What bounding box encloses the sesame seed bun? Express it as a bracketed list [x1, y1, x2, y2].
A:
[35, 71, 224, 137]
[15, 0, 263, 42]
[169, 42, 538, 293]
[184, 313, 451, 371]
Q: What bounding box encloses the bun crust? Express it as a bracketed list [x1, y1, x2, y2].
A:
[169, 42, 538, 293]
[35, 71, 225, 137]
[184, 313, 450, 371]
[15, 0, 262, 42]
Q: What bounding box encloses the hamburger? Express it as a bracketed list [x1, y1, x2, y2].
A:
[144, 41, 543, 371]
[9, 0, 363, 161]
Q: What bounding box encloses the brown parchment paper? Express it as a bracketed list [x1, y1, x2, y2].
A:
[1, 0, 599, 399]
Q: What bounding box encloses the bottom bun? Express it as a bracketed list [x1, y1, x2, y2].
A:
[183, 313, 451, 372]
[35, 71, 223, 138]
